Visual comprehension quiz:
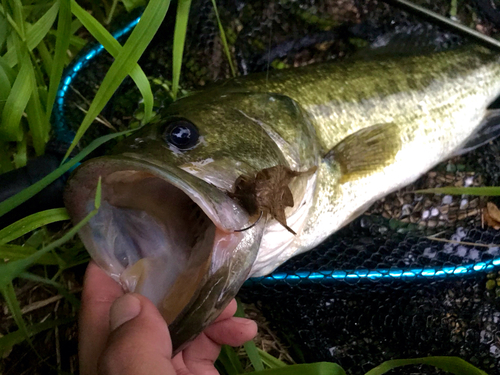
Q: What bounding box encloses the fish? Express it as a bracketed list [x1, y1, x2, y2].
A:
[64, 45, 500, 353]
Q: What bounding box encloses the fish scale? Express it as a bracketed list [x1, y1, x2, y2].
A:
[65, 44, 500, 352]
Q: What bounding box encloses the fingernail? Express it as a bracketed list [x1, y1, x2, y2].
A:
[232, 317, 257, 326]
[109, 294, 142, 331]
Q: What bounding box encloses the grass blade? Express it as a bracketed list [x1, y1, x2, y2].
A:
[70, 0, 153, 124]
[0, 58, 32, 142]
[258, 349, 287, 368]
[121, 0, 146, 12]
[235, 301, 264, 371]
[0, 281, 32, 348]
[172, 0, 191, 100]
[210, 0, 235, 77]
[244, 339, 264, 371]
[37, 39, 53, 75]
[0, 56, 16, 82]
[0, 59, 12, 114]
[245, 362, 346, 375]
[45, 0, 71, 123]
[64, 0, 170, 160]
[2, 1, 60, 67]
[0, 179, 101, 286]
[19, 272, 80, 309]
[13, 133, 27, 168]
[217, 345, 244, 375]
[0, 128, 133, 217]
[0, 208, 69, 245]
[25, 60, 49, 155]
[364, 356, 488, 375]
[416, 187, 500, 196]
[0, 317, 74, 358]
[0, 244, 58, 265]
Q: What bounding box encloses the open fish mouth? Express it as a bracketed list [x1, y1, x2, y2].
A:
[64, 156, 265, 352]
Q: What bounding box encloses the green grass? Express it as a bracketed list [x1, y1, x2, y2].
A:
[417, 186, 500, 196]
[0, 0, 495, 374]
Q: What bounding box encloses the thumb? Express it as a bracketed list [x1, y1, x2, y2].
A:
[97, 293, 176, 375]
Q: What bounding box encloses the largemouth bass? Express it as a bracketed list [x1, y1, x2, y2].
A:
[64, 46, 500, 353]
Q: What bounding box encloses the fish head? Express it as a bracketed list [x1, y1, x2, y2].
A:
[64, 90, 319, 353]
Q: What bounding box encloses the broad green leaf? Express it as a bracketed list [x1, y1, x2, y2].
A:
[417, 186, 500, 196]
[0, 244, 58, 265]
[172, 0, 191, 100]
[70, 0, 153, 125]
[0, 317, 74, 358]
[0, 128, 134, 217]
[0, 58, 32, 142]
[0, 208, 69, 245]
[2, 1, 59, 67]
[210, 0, 235, 77]
[258, 349, 287, 368]
[246, 362, 346, 375]
[45, 0, 71, 123]
[64, 0, 170, 160]
[364, 356, 488, 375]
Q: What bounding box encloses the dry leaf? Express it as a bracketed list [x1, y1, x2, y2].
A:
[483, 202, 500, 230]
[228, 165, 317, 235]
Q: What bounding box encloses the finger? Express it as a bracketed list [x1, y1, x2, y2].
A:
[214, 299, 237, 323]
[173, 333, 221, 375]
[204, 317, 257, 347]
[170, 299, 237, 375]
[178, 317, 257, 375]
[79, 261, 124, 375]
[97, 293, 175, 375]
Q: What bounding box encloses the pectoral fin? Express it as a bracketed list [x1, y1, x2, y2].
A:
[324, 122, 401, 183]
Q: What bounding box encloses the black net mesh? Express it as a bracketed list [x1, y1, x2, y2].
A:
[54, 0, 500, 373]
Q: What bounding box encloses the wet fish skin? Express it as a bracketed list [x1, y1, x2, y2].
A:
[64, 45, 500, 352]
[217, 46, 500, 276]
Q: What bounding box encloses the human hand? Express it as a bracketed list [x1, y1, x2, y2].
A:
[79, 261, 257, 375]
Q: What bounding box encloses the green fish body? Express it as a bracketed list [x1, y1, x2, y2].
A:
[64, 46, 500, 352]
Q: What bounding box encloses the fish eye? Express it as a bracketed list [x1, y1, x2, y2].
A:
[163, 120, 199, 150]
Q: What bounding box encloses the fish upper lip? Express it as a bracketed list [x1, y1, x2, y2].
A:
[115, 153, 251, 232]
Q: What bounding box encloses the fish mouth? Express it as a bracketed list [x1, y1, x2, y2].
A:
[64, 156, 264, 353]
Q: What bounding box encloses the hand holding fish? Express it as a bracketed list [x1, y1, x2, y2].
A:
[79, 261, 257, 375]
